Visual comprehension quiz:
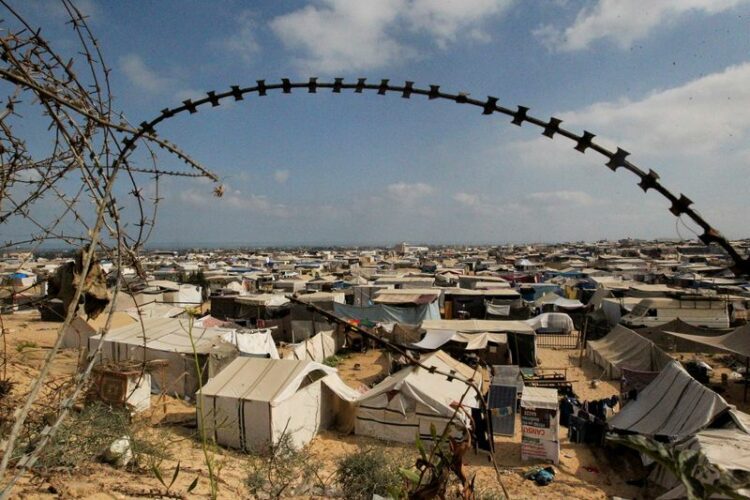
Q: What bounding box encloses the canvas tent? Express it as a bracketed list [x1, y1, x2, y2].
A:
[534, 292, 584, 310]
[61, 316, 97, 349]
[663, 323, 750, 359]
[285, 330, 337, 363]
[355, 350, 482, 443]
[199, 357, 359, 451]
[608, 361, 730, 439]
[636, 318, 727, 353]
[585, 325, 673, 379]
[88, 317, 242, 397]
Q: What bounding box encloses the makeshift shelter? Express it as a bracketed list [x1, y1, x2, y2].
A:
[650, 424, 750, 499]
[534, 292, 584, 310]
[219, 329, 279, 359]
[525, 313, 574, 334]
[334, 301, 439, 325]
[663, 323, 750, 359]
[585, 325, 672, 379]
[609, 361, 729, 439]
[421, 320, 537, 367]
[355, 350, 482, 443]
[88, 318, 241, 397]
[199, 357, 359, 451]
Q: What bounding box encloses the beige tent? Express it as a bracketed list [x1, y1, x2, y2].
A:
[198, 357, 358, 451]
[88, 317, 239, 398]
[586, 325, 673, 379]
[61, 316, 97, 349]
[609, 361, 729, 439]
[355, 350, 482, 443]
[284, 330, 337, 363]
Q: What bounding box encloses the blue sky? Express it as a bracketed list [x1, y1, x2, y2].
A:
[9, 0, 750, 247]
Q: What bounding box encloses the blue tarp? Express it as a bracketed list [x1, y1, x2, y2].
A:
[334, 302, 440, 325]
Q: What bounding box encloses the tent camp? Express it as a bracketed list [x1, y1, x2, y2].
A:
[609, 361, 729, 439]
[355, 350, 482, 443]
[199, 357, 359, 451]
[585, 325, 673, 379]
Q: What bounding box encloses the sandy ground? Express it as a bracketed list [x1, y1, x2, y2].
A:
[0, 312, 651, 498]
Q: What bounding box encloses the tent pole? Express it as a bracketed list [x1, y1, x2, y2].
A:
[579, 316, 589, 368]
[745, 356, 748, 403]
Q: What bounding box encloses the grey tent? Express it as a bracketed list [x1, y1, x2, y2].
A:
[663, 323, 750, 359]
[609, 361, 729, 439]
[585, 325, 672, 379]
[636, 318, 728, 353]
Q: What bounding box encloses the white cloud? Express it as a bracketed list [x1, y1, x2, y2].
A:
[119, 54, 173, 93]
[269, 0, 513, 73]
[536, 0, 747, 52]
[508, 62, 750, 165]
[527, 190, 596, 206]
[221, 11, 261, 63]
[273, 170, 290, 184]
[178, 187, 290, 217]
[452, 191, 526, 217]
[387, 181, 434, 201]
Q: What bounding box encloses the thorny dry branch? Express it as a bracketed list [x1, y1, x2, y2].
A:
[0, 0, 218, 496]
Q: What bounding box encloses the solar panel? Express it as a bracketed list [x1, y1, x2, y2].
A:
[489, 383, 517, 436]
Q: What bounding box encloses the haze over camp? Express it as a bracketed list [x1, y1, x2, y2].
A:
[1, 1, 750, 499]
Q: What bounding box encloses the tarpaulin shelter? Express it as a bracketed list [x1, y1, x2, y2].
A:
[199, 357, 359, 451]
[89, 317, 242, 397]
[664, 323, 750, 400]
[334, 301, 439, 325]
[421, 319, 537, 366]
[534, 292, 584, 310]
[220, 329, 279, 359]
[650, 425, 750, 499]
[355, 350, 481, 443]
[586, 325, 673, 379]
[525, 313, 575, 334]
[608, 361, 730, 439]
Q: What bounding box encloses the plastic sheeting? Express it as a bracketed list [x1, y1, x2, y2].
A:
[525, 313, 574, 333]
[220, 329, 279, 359]
[586, 325, 672, 379]
[485, 303, 510, 316]
[333, 301, 440, 325]
[412, 330, 508, 351]
[652, 426, 750, 499]
[609, 361, 730, 439]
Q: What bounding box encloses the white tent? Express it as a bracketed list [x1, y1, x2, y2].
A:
[412, 330, 507, 351]
[88, 317, 240, 398]
[586, 325, 673, 379]
[355, 350, 482, 443]
[285, 330, 336, 363]
[198, 357, 359, 451]
[609, 361, 729, 439]
[525, 313, 574, 333]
